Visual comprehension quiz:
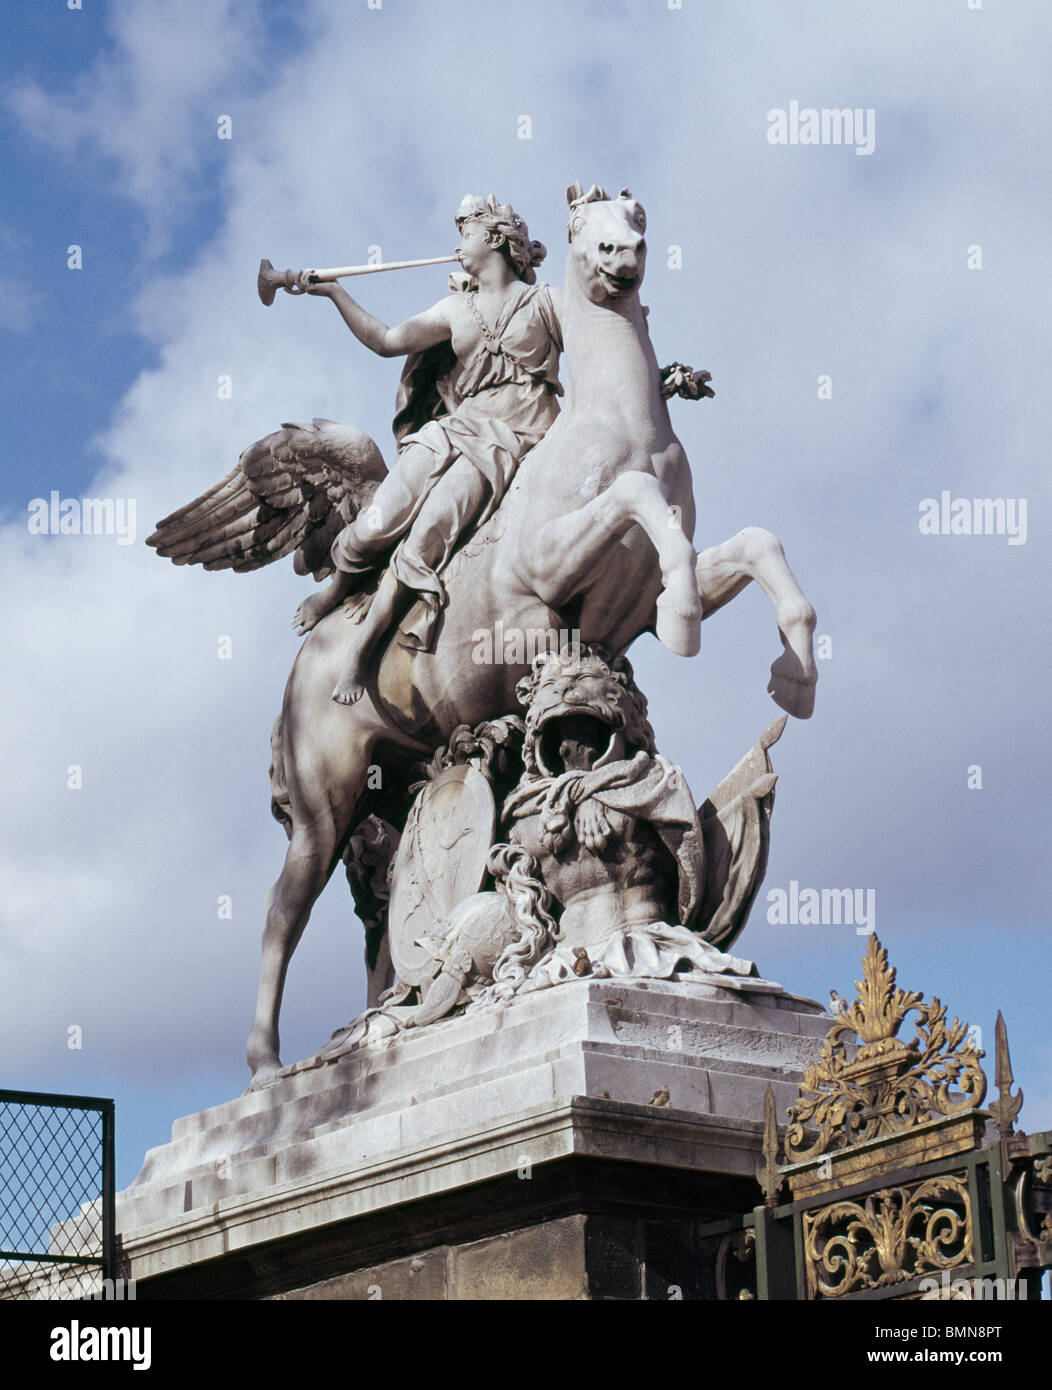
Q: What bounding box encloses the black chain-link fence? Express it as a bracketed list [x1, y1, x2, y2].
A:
[0, 1089, 114, 1300]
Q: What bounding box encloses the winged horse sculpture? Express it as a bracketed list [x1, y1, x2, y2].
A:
[148, 184, 817, 1087]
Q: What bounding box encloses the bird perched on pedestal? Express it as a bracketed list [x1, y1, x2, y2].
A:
[828, 989, 848, 1016]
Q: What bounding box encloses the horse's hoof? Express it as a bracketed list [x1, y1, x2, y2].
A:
[767, 662, 817, 719]
[656, 593, 701, 657]
[245, 1063, 284, 1092]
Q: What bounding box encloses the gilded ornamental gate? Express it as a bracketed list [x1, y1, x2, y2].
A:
[703, 935, 1051, 1301]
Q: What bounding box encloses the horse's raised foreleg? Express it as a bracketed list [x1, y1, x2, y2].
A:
[522, 470, 701, 656]
[695, 526, 817, 718]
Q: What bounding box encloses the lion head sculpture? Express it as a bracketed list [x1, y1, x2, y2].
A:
[515, 643, 656, 778]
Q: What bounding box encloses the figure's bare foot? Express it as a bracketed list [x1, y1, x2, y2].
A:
[332, 649, 367, 704]
[332, 681, 365, 706]
[292, 590, 339, 635]
[768, 600, 817, 718]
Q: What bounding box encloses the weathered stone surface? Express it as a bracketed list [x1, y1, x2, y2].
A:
[247, 1209, 755, 1301]
[111, 977, 829, 1296]
[269, 1212, 712, 1301]
[121, 977, 826, 1230]
[272, 1245, 452, 1302]
[450, 1218, 591, 1301]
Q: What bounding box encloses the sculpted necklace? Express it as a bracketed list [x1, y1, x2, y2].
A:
[466, 285, 533, 365]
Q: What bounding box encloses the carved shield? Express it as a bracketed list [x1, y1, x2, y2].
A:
[387, 764, 496, 986]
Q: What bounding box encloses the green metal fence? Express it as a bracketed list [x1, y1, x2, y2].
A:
[0, 1088, 115, 1300]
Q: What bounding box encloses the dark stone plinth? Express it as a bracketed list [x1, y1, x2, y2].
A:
[130, 1101, 760, 1300]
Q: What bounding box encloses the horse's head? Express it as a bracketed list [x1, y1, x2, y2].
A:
[565, 183, 647, 305]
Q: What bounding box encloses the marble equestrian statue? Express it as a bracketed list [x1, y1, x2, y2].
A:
[147, 183, 818, 1087]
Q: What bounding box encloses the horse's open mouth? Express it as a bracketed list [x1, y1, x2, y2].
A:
[599, 269, 638, 296]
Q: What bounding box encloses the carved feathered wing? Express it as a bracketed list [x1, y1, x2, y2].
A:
[692, 714, 786, 953]
[146, 419, 388, 580]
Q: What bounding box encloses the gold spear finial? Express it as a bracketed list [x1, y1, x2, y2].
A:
[988, 1009, 1024, 1138]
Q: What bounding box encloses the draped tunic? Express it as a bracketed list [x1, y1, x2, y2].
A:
[393, 276, 562, 512]
[331, 276, 562, 648]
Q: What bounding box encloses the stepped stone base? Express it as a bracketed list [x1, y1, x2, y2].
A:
[118, 976, 830, 1299]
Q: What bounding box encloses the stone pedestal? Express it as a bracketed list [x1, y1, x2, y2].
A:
[118, 976, 830, 1299]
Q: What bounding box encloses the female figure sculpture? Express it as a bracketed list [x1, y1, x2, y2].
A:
[291, 194, 560, 704]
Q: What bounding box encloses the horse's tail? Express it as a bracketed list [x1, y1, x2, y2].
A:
[268, 712, 292, 838]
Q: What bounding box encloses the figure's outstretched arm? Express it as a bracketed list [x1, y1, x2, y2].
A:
[304, 281, 451, 358]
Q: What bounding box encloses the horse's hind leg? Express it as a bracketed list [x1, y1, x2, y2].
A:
[523, 470, 701, 656]
[695, 526, 817, 718]
[246, 826, 341, 1087]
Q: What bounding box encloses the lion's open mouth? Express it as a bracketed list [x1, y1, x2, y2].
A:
[538, 710, 616, 776]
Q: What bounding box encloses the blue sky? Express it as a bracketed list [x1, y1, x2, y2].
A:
[1, 0, 1049, 1193]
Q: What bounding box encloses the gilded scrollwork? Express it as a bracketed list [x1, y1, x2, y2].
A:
[803, 1174, 972, 1298]
[1010, 1146, 1052, 1249]
[784, 935, 987, 1163]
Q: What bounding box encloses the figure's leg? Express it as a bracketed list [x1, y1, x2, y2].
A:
[523, 470, 702, 656]
[695, 527, 817, 718]
[332, 567, 401, 704]
[293, 440, 447, 634]
[332, 458, 489, 703]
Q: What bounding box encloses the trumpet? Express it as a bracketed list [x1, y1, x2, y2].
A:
[257, 254, 461, 306]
